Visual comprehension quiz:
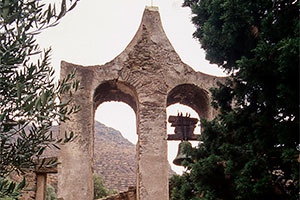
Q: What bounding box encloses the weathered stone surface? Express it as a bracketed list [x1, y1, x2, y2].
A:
[58, 7, 225, 200]
[35, 174, 47, 200]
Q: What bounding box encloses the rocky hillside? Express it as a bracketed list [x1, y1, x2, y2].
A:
[93, 121, 136, 192]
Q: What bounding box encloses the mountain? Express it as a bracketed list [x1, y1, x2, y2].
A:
[93, 121, 136, 191]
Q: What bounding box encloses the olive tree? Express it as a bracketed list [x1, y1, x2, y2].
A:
[0, 0, 80, 197]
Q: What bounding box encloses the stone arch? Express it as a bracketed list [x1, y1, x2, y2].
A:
[93, 80, 139, 114]
[93, 80, 139, 192]
[167, 84, 210, 119]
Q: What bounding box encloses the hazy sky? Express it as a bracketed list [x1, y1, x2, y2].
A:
[37, 0, 226, 174]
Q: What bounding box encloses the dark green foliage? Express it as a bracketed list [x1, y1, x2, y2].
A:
[0, 0, 79, 197]
[171, 0, 299, 199]
[0, 196, 13, 200]
[0, 177, 23, 199]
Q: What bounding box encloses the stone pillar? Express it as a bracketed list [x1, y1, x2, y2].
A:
[36, 173, 47, 200]
[57, 63, 94, 200]
[136, 100, 169, 200]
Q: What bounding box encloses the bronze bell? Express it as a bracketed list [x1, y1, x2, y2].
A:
[173, 141, 193, 166]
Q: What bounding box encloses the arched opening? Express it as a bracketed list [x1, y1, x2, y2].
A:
[95, 102, 137, 144]
[167, 84, 210, 174]
[167, 84, 210, 118]
[93, 80, 138, 196]
[93, 80, 138, 113]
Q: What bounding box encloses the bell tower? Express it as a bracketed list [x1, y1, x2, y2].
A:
[58, 6, 224, 200]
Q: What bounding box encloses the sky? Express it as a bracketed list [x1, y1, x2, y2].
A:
[37, 0, 226, 174]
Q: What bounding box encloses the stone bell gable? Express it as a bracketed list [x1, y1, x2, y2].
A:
[58, 6, 225, 200]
